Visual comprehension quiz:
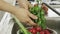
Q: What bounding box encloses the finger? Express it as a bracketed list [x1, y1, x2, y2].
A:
[26, 23, 32, 26]
[26, 11, 38, 19]
[22, 3, 28, 10]
[18, 2, 28, 10]
[27, 1, 33, 8]
[42, 4, 48, 11]
[28, 13, 38, 19]
[17, 0, 29, 10]
[42, 4, 48, 12]
[26, 17, 37, 26]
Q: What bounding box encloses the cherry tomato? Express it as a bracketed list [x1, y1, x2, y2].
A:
[44, 29, 50, 34]
[40, 31, 45, 34]
[36, 27, 42, 32]
[32, 29, 36, 33]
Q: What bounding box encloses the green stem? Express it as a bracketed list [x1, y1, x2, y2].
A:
[13, 15, 29, 34]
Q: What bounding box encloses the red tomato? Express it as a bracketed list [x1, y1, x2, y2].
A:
[40, 31, 45, 34]
[28, 28, 37, 34]
[36, 27, 42, 32]
[32, 29, 36, 33]
[44, 29, 50, 34]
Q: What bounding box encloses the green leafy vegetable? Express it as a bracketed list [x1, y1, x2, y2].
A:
[29, 5, 46, 29]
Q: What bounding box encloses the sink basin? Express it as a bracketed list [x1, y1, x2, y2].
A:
[12, 17, 60, 34]
[46, 17, 60, 34]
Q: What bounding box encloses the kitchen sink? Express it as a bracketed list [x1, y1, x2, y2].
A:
[46, 17, 60, 34]
[12, 17, 60, 34]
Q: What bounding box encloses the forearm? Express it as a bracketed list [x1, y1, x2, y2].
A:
[0, 0, 20, 14]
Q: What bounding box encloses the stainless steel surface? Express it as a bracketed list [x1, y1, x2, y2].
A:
[46, 17, 60, 34]
[45, 1, 60, 8]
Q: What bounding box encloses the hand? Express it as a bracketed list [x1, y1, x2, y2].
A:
[42, 4, 48, 14]
[0, 0, 37, 26]
[17, 0, 38, 26]
[14, 8, 37, 26]
[34, 3, 48, 14]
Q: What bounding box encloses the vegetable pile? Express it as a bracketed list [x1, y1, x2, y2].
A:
[29, 5, 46, 29]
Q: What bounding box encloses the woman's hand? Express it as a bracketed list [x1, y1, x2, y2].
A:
[0, 0, 37, 26]
[17, 0, 48, 12]
[14, 8, 37, 26]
